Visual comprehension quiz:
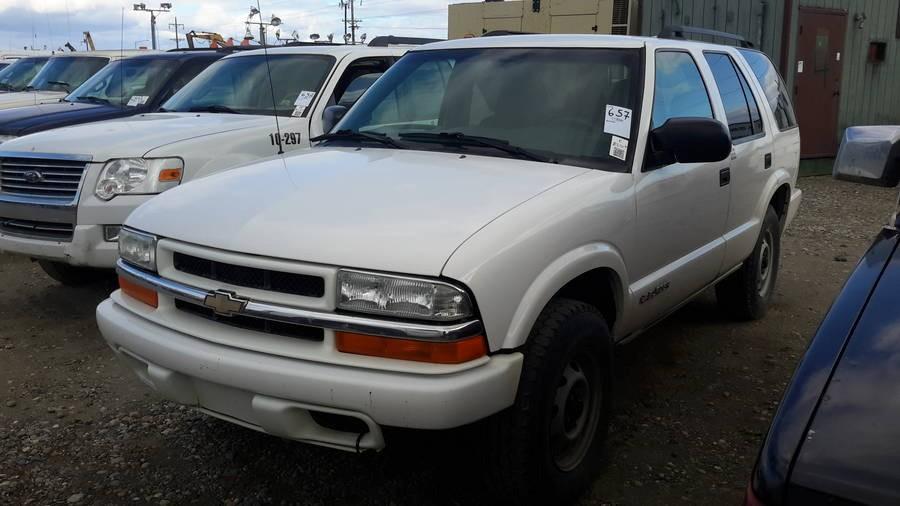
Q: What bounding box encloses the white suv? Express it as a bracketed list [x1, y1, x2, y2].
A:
[0, 45, 406, 284]
[98, 34, 801, 502]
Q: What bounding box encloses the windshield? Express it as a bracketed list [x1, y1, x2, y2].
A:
[162, 54, 334, 116]
[29, 56, 110, 92]
[335, 48, 642, 170]
[66, 57, 178, 107]
[0, 57, 49, 92]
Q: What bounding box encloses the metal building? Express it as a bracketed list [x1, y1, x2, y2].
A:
[639, 0, 900, 158]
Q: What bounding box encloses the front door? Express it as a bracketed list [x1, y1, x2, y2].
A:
[794, 7, 846, 158]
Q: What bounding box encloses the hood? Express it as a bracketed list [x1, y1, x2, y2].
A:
[0, 91, 65, 110]
[0, 112, 276, 161]
[127, 148, 588, 276]
[0, 101, 132, 136]
[790, 245, 900, 504]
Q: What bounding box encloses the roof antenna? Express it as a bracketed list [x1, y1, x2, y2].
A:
[120, 7, 125, 108]
[257, 0, 284, 155]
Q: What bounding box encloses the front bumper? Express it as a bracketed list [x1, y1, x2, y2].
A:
[0, 224, 117, 267]
[96, 296, 523, 450]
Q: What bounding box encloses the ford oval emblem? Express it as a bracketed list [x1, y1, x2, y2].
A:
[23, 170, 43, 184]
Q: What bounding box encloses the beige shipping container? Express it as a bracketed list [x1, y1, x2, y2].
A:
[448, 0, 636, 39]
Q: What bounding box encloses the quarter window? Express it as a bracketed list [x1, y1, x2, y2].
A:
[652, 51, 713, 129]
[704, 52, 763, 140]
[738, 49, 798, 131]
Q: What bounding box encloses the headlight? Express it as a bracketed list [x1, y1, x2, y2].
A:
[0, 135, 16, 144]
[337, 270, 474, 322]
[95, 157, 183, 201]
[118, 228, 157, 271]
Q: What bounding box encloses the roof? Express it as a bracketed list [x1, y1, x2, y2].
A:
[48, 50, 162, 59]
[116, 50, 223, 61]
[222, 45, 407, 60]
[413, 33, 752, 52]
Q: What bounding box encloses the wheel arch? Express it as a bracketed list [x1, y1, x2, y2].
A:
[500, 243, 628, 350]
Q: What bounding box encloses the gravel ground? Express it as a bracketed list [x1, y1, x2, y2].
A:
[0, 176, 896, 505]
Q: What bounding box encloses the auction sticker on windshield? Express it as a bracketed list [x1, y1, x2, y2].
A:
[604, 105, 632, 138]
[292, 90, 316, 117]
[127, 95, 149, 107]
[609, 136, 628, 161]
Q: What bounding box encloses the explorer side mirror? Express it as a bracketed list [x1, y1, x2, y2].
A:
[322, 105, 349, 134]
[648, 117, 732, 167]
[833, 126, 900, 187]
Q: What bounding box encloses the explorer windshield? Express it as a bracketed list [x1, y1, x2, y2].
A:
[29, 56, 110, 92]
[162, 54, 334, 116]
[335, 48, 642, 170]
[66, 57, 178, 107]
[0, 57, 50, 92]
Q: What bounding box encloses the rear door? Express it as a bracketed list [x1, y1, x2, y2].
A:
[703, 50, 773, 272]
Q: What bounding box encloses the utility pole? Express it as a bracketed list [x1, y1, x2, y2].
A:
[169, 17, 184, 48]
[133, 3, 172, 50]
[340, 0, 361, 44]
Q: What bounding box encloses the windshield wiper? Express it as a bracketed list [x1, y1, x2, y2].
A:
[76, 95, 111, 105]
[188, 105, 241, 114]
[398, 132, 552, 163]
[311, 129, 406, 149]
[47, 80, 71, 92]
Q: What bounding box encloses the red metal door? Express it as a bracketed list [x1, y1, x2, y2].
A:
[794, 7, 846, 158]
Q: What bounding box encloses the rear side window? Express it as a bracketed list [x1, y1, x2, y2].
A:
[652, 51, 713, 128]
[738, 49, 798, 131]
[704, 52, 763, 140]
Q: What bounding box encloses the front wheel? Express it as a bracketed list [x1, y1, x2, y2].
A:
[484, 298, 612, 505]
[38, 260, 110, 286]
[715, 205, 781, 320]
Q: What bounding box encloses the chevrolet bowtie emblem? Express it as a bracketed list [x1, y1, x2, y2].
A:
[203, 289, 248, 317]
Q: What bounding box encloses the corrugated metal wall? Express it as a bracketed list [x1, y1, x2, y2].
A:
[788, 0, 900, 136]
[638, 0, 784, 59]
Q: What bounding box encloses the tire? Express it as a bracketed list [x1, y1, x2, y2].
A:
[484, 298, 613, 505]
[38, 260, 110, 286]
[715, 205, 781, 320]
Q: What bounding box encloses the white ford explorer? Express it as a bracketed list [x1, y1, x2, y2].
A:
[98, 34, 802, 502]
[0, 44, 406, 284]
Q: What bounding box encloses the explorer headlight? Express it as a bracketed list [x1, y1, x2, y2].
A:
[0, 135, 17, 144]
[337, 269, 474, 322]
[118, 228, 157, 271]
[95, 157, 183, 201]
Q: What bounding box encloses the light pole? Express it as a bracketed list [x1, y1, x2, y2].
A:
[133, 2, 172, 50]
[247, 7, 281, 46]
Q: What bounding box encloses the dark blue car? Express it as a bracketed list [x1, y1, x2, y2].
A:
[0, 50, 227, 142]
[747, 126, 900, 505]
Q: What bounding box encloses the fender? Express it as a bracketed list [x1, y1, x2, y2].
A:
[501, 242, 628, 350]
[757, 167, 794, 221]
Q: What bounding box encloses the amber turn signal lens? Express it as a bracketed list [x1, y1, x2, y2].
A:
[119, 275, 158, 308]
[158, 168, 183, 182]
[335, 332, 487, 364]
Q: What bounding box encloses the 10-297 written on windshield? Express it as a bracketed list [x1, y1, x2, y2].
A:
[269, 132, 302, 146]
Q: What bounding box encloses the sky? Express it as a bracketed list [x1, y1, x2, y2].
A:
[0, 0, 453, 52]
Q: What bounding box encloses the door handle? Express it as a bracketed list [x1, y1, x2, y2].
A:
[764, 153, 772, 169]
[719, 168, 731, 187]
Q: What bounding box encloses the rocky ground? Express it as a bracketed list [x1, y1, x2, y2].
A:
[0, 176, 896, 505]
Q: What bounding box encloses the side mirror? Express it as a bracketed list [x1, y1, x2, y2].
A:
[833, 126, 900, 187]
[322, 104, 349, 134]
[648, 117, 732, 166]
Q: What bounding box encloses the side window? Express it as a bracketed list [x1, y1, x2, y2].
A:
[332, 58, 392, 106]
[169, 58, 218, 97]
[738, 49, 798, 131]
[652, 51, 713, 129]
[337, 73, 382, 109]
[704, 52, 762, 140]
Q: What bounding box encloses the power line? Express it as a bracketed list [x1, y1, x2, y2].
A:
[364, 8, 445, 19]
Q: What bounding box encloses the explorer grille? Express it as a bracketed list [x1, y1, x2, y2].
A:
[174, 299, 325, 341]
[173, 252, 326, 298]
[0, 157, 88, 200]
[0, 217, 74, 241]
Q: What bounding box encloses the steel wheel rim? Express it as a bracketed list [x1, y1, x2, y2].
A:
[757, 230, 774, 296]
[550, 350, 602, 472]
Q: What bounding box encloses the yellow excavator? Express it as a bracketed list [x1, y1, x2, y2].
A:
[185, 31, 234, 49]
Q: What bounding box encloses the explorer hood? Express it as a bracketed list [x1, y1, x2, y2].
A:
[0, 113, 279, 161]
[0, 91, 65, 110]
[0, 101, 134, 137]
[126, 147, 588, 276]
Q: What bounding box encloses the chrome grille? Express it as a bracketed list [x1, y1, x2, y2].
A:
[0, 157, 88, 200]
[0, 217, 74, 240]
